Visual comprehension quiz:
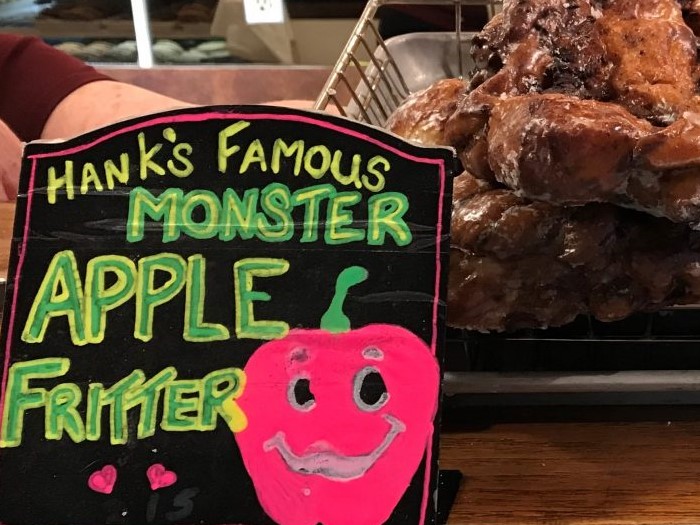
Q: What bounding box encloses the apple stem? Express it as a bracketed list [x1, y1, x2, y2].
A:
[320, 266, 369, 333]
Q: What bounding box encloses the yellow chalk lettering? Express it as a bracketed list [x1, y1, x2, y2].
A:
[303, 145, 332, 179]
[80, 162, 104, 195]
[362, 155, 389, 192]
[271, 138, 304, 176]
[47, 161, 74, 204]
[239, 139, 268, 174]
[167, 142, 194, 178]
[218, 121, 251, 173]
[138, 132, 166, 179]
[104, 153, 130, 189]
[331, 151, 363, 189]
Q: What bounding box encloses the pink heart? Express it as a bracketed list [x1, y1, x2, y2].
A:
[88, 465, 117, 495]
[147, 464, 177, 490]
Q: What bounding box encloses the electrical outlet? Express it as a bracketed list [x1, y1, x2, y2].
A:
[243, 0, 285, 24]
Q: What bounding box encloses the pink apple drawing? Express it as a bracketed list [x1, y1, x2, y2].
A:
[234, 267, 440, 525]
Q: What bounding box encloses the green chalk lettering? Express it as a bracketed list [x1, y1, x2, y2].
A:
[220, 188, 259, 241]
[162, 380, 200, 431]
[102, 370, 145, 445]
[85, 383, 104, 441]
[292, 184, 335, 243]
[326, 191, 365, 245]
[135, 253, 186, 342]
[256, 183, 293, 242]
[45, 383, 85, 443]
[126, 367, 177, 439]
[367, 192, 412, 246]
[199, 368, 246, 431]
[180, 190, 221, 240]
[1, 358, 69, 447]
[22, 250, 86, 345]
[127, 187, 182, 243]
[184, 255, 230, 342]
[85, 255, 137, 343]
[234, 258, 290, 340]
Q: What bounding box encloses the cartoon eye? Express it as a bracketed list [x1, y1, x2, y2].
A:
[353, 367, 389, 412]
[288, 376, 315, 412]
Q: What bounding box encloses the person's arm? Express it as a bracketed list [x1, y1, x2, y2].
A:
[0, 35, 114, 142]
[0, 120, 20, 200]
[42, 80, 192, 140]
[0, 35, 335, 201]
[0, 35, 192, 200]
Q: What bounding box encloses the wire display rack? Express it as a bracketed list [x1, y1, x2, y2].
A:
[314, 0, 700, 405]
[313, 0, 500, 124]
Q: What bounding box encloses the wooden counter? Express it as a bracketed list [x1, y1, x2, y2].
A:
[0, 202, 699, 525]
[442, 408, 700, 525]
[0, 202, 14, 278]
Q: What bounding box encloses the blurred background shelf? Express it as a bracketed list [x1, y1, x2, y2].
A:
[0, 0, 375, 65]
[33, 18, 212, 38]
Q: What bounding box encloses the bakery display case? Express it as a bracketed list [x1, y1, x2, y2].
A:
[0, 0, 368, 65]
[0, 0, 249, 64]
[0, 0, 230, 64]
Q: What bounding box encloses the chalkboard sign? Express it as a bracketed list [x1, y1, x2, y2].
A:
[0, 106, 455, 525]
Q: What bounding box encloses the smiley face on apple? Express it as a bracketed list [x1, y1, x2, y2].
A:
[234, 267, 440, 525]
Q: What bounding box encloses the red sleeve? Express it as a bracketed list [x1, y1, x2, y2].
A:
[0, 34, 111, 142]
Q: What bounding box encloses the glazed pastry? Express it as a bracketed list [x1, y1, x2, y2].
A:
[447, 172, 700, 332]
[386, 78, 466, 146]
[443, 0, 700, 224]
[383, 0, 700, 330]
[388, 90, 700, 329]
[596, 0, 700, 125]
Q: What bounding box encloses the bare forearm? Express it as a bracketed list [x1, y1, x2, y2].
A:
[42, 80, 194, 140]
[0, 120, 21, 201]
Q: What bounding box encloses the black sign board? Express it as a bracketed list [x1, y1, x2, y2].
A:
[0, 106, 455, 525]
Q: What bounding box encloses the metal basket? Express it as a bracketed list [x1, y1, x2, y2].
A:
[314, 1, 700, 406]
[313, 0, 500, 125]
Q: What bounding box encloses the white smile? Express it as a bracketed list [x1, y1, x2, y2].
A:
[262, 414, 406, 481]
